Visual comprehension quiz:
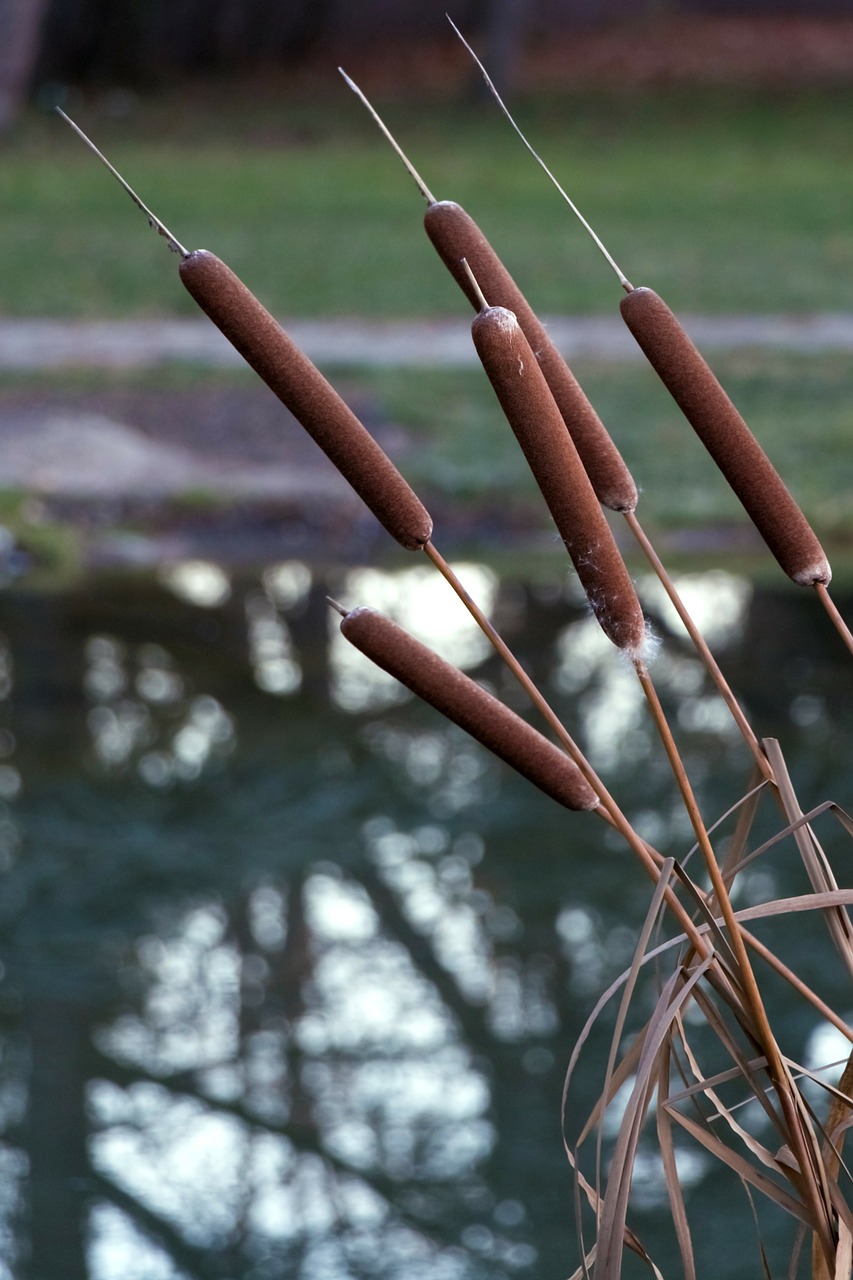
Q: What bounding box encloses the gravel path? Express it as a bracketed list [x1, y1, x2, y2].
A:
[4, 311, 853, 370]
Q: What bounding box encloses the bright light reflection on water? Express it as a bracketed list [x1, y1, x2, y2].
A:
[331, 563, 498, 714]
[159, 560, 232, 608]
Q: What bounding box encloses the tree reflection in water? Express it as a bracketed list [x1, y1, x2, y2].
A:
[0, 561, 850, 1278]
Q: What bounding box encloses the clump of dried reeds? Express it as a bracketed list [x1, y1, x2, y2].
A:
[61, 66, 853, 1280]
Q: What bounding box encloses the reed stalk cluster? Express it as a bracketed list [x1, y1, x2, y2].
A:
[61, 53, 853, 1279]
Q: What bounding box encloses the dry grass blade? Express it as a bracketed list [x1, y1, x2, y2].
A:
[598, 960, 713, 1278]
[733, 889, 853, 926]
[719, 764, 769, 886]
[831, 1219, 853, 1280]
[655, 1045, 697, 1280]
[566, 1235, 666, 1280]
[727, 802, 853, 877]
[686, 984, 786, 1136]
[595, 860, 678, 1204]
[812, 1052, 853, 1280]
[741, 1179, 775, 1280]
[665, 1106, 814, 1228]
[629, 658, 811, 1179]
[565, 877, 853, 1274]
[763, 739, 853, 980]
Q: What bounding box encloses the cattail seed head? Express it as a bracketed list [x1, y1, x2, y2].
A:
[621, 286, 830, 587]
[472, 304, 646, 654]
[424, 199, 638, 513]
[340, 606, 598, 812]
[179, 250, 433, 552]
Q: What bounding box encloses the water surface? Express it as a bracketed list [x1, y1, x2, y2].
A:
[0, 560, 851, 1279]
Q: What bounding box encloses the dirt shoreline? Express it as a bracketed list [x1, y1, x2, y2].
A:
[4, 308, 850, 575]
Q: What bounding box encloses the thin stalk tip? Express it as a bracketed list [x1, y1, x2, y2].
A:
[460, 257, 489, 310]
[56, 108, 189, 257]
[446, 17, 632, 291]
[338, 68, 436, 204]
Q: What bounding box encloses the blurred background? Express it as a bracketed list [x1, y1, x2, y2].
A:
[3, 1, 853, 1277]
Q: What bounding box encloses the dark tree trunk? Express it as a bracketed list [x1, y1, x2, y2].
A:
[24, 991, 93, 1279]
[0, 0, 49, 134]
[482, 0, 531, 94]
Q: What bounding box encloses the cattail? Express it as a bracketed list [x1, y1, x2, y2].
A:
[472, 303, 646, 654]
[54, 113, 433, 554]
[424, 200, 638, 514]
[339, 605, 599, 812]
[337, 74, 635, 513]
[179, 250, 433, 551]
[620, 287, 831, 587]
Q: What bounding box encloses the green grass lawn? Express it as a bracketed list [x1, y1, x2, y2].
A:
[5, 84, 853, 317]
[339, 351, 853, 541]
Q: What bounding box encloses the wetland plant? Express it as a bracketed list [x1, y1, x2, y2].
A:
[59, 54, 853, 1279]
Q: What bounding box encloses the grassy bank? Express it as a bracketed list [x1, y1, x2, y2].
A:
[347, 351, 853, 539]
[6, 85, 853, 318]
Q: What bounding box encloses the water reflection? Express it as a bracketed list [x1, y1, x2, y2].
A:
[85, 634, 235, 784]
[0, 562, 851, 1277]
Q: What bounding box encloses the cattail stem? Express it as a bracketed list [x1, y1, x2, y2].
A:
[427, 544, 811, 1036]
[623, 509, 772, 781]
[423, 540, 590, 780]
[741, 928, 853, 1046]
[423, 542, 722, 958]
[815, 583, 853, 660]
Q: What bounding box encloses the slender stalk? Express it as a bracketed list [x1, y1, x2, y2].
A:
[57, 109, 189, 257]
[815, 583, 853, 660]
[423, 541, 591, 786]
[460, 257, 489, 311]
[423, 541, 725, 961]
[338, 68, 436, 204]
[446, 18, 632, 292]
[741, 928, 853, 1045]
[624, 509, 772, 782]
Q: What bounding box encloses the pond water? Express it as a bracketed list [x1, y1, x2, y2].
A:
[0, 557, 851, 1279]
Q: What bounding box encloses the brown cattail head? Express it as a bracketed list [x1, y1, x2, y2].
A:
[472, 304, 646, 654]
[424, 199, 638, 514]
[621, 286, 831, 587]
[179, 250, 433, 552]
[340, 605, 598, 811]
